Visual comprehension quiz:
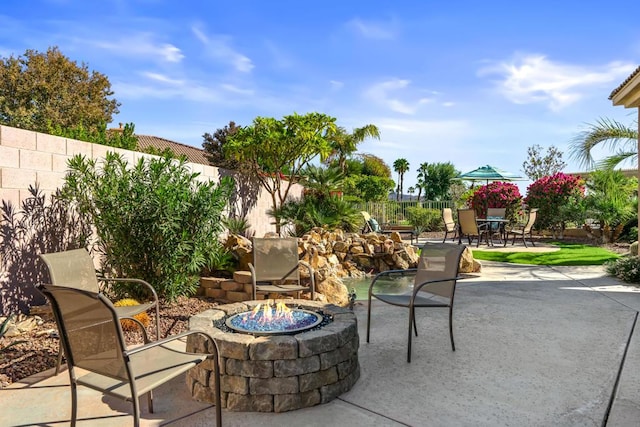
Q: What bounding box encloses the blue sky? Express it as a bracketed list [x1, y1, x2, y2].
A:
[1, 0, 639, 193]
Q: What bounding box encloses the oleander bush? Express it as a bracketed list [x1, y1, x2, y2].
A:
[469, 182, 522, 221]
[606, 256, 640, 284]
[61, 152, 234, 301]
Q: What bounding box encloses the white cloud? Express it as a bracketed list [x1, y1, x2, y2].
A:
[191, 25, 253, 73]
[347, 17, 396, 40]
[114, 80, 221, 102]
[364, 79, 434, 114]
[141, 72, 184, 85]
[479, 54, 637, 111]
[330, 80, 344, 90]
[221, 83, 254, 95]
[264, 40, 293, 69]
[91, 33, 184, 63]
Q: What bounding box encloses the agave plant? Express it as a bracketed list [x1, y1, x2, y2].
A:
[1, 315, 28, 354]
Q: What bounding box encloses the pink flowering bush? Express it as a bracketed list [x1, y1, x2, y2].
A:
[525, 173, 585, 231]
[470, 182, 522, 219]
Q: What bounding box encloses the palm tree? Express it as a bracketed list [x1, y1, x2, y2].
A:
[325, 124, 380, 172]
[570, 118, 639, 169]
[299, 164, 345, 198]
[416, 162, 429, 202]
[407, 186, 415, 201]
[393, 158, 410, 201]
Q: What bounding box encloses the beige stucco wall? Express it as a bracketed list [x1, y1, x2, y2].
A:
[0, 125, 302, 314]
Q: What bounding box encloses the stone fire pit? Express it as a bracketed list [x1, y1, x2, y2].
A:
[186, 299, 360, 412]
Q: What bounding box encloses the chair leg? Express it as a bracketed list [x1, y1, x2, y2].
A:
[147, 390, 154, 413]
[70, 380, 78, 426]
[154, 305, 161, 341]
[407, 308, 414, 363]
[56, 347, 63, 375]
[412, 308, 418, 337]
[366, 296, 372, 343]
[133, 396, 141, 427]
[449, 306, 455, 351]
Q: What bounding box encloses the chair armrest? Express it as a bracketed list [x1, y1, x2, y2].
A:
[119, 316, 150, 344]
[298, 260, 315, 296]
[413, 276, 463, 293]
[98, 277, 159, 303]
[125, 329, 219, 357]
[369, 268, 417, 293]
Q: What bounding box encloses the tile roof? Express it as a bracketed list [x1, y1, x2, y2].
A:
[136, 135, 210, 165]
[609, 65, 640, 100]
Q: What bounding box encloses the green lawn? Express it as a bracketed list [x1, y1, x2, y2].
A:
[472, 242, 621, 266]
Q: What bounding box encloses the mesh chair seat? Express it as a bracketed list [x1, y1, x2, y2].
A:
[373, 292, 450, 308]
[366, 242, 467, 363]
[78, 341, 206, 399]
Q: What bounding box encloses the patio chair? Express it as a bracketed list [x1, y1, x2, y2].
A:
[39, 248, 160, 374]
[360, 211, 382, 233]
[487, 207, 507, 243]
[487, 207, 506, 218]
[366, 242, 467, 363]
[36, 284, 221, 427]
[457, 208, 490, 247]
[442, 208, 458, 242]
[504, 208, 539, 247]
[248, 237, 315, 300]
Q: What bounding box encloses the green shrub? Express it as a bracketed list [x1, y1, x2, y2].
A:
[272, 194, 360, 236]
[61, 152, 234, 301]
[223, 216, 253, 238]
[405, 207, 441, 232]
[606, 256, 640, 284]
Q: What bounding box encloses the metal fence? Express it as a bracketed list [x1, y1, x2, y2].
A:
[353, 200, 454, 225]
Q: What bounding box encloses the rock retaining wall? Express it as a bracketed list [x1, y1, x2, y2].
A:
[198, 228, 422, 306]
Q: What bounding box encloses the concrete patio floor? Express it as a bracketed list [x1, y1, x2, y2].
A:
[3, 260, 640, 426]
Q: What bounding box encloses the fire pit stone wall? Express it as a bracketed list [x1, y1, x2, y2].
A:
[186, 299, 360, 412]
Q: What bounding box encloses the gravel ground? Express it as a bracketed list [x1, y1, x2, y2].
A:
[0, 233, 630, 388]
[0, 296, 219, 388]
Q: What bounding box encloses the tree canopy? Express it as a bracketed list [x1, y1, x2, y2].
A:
[416, 162, 459, 201]
[0, 46, 119, 133]
[522, 144, 567, 180]
[202, 120, 242, 170]
[225, 112, 337, 233]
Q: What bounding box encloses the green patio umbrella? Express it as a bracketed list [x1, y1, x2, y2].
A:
[457, 165, 525, 185]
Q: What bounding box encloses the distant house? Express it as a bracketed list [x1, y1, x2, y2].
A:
[136, 135, 210, 165]
[566, 169, 638, 180]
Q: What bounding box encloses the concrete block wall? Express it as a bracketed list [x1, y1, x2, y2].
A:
[0, 125, 302, 314]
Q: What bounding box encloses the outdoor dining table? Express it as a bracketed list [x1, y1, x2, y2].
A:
[476, 217, 510, 246]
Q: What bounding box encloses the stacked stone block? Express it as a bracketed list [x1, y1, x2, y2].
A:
[186, 300, 360, 412]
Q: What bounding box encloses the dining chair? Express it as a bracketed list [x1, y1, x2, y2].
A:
[442, 208, 458, 242]
[366, 242, 467, 362]
[249, 237, 315, 300]
[487, 207, 507, 243]
[457, 209, 489, 247]
[504, 208, 539, 247]
[39, 248, 161, 374]
[37, 284, 222, 427]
